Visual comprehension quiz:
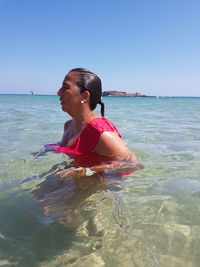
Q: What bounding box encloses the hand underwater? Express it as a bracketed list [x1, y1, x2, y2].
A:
[57, 167, 85, 179]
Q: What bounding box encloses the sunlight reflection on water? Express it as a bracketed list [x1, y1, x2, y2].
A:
[1, 95, 200, 266]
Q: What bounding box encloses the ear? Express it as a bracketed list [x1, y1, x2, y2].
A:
[81, 90, 91, 102]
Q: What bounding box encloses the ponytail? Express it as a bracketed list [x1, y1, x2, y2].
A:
[99, 101, 105, 117]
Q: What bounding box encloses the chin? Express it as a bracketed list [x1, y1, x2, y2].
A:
[62, 106, 70, 114]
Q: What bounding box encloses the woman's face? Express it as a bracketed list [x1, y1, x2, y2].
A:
[57, 72, 83, 114]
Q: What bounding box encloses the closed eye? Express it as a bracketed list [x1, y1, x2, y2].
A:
[61, 85, 70, 91]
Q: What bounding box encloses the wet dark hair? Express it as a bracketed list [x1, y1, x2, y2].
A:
[70, 68, 105, 117]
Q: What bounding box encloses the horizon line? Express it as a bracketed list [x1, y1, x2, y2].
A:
[0, 93, 200, 98]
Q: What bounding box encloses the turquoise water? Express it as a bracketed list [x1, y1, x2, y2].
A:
[0, 94, 200, 266]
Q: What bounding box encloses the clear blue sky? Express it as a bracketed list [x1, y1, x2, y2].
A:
[0, 0, 199, 96]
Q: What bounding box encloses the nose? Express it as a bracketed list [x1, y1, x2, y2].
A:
[57, 88, 63, 96]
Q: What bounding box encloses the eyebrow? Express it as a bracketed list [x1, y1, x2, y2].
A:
[62, 81, 70, 87]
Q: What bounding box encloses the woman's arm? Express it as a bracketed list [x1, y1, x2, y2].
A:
[57, 160, 143, 179]
[94, 131, 137, 162]
[57, 131, 143, 179]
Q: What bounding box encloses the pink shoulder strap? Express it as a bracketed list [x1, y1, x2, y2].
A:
[89, 118, 121, 137]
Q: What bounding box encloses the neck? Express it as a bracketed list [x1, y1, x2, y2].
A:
[72, 108, 96, 130]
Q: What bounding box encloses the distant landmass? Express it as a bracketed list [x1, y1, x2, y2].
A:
[102, 91, 147, 97]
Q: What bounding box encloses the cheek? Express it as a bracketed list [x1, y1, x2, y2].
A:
[64, 92, 80, 105]
[63, 91, 71, 99]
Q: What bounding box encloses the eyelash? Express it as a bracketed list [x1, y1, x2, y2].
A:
[62, 86, 69, 90]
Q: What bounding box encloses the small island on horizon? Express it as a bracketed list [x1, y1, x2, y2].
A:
[102, 90, 148, 97]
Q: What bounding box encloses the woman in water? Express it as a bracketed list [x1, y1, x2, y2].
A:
[33, 68, 142, 227]
[53, 68, 142, 179]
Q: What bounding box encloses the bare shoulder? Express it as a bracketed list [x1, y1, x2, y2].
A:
[97, 131, 124, 147]
[94, 131, 137, 162]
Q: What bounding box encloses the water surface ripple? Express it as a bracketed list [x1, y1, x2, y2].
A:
[0, 95, 200, 266]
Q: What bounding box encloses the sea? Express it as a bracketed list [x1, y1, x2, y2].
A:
[0, 94, 200, 267]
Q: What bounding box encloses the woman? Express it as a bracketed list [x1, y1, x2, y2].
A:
[33, 68, 142, 227]
[53, 68, 142, 179]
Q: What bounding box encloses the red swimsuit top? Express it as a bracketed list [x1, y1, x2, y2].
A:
[48, 118, 122, 167]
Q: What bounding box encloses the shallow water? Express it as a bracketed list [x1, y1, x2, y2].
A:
[0, 95, 200, 266]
